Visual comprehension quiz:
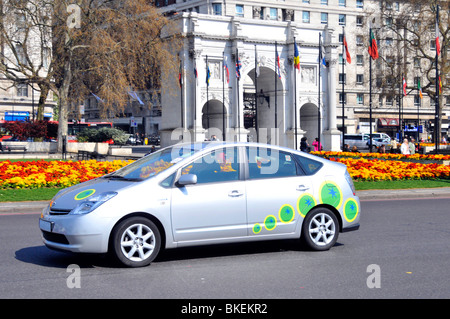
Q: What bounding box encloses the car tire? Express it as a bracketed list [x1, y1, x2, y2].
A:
[110, 216, 161, 267]
[301, 207, 339, 251]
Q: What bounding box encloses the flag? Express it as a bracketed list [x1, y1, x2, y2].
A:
[343, 30, 351, 64]
[276, 48, 281, 79]
[294, 39, 300, 71]
[255, 48, 260, 78]
[418, 79, 423, 99]
[224, 56, 230, 84]
[91, 93, 104, 103]
[206, 64, 211, 86]
[439, 76, 442, 94]
[128, 91, 144, 105]
[402, 77, 407, 96]
[319, 35, 326, 68]
[436, 6, 441, 56]
[236, 54, 241, 80]
[368, 28, 379, 60]
[178, 60, 183, 88]
[194, 60, 198, 80]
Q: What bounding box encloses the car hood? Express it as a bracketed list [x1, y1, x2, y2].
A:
[49, 177, 136, 211]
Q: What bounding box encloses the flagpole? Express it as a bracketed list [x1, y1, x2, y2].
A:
[369, 28, 373, 153]
[318, 34, 322, 150]
[222, 51, 226, 141]
[434, 4, 440, 153]
[236, 49, 241, 141]
[206, 55, 210, 131]
[181, 57, 184, 134]
[342, 26, 345, 151]
[255, 45, 259, 143]
[194, 56, 197, 141]
[275, 41, 278, 145]
[294, 37, 298, 150]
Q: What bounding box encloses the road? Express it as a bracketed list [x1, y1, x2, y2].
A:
[1, 197, 449, 302]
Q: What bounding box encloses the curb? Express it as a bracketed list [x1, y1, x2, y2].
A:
[357, 187, 450, 201]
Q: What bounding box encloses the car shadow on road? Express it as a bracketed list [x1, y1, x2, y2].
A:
[16, 241, 344, 268]
[15, 245, 112, 269]
[154, 240, 344, 264]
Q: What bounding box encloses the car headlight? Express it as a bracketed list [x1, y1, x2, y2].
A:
[70, 192, 117, 215]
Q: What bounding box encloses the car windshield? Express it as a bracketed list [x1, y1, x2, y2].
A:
[106, 143, 205, 180]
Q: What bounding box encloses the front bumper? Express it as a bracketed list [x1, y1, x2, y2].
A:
[39, 213, 113, 254]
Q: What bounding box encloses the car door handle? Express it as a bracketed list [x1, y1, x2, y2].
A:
[228, 190, 244, 197]
[296, 185, 310, 192]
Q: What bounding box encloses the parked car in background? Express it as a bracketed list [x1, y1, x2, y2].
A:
[344, 134, 370, 150]
[39, 142, 360, 267]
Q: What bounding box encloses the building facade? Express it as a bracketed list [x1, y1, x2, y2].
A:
[156, 0, 449, 149]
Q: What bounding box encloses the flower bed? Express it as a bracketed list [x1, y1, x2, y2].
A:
[311, 151, 450, 162]
[0, 159, 131, 189]
[327, 157, 450, 181]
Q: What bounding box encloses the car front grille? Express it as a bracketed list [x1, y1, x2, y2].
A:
[42, 230, 70, 245]
[49, 208, 71, 216]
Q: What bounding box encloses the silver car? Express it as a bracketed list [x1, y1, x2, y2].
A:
[39, 142, 360, 267]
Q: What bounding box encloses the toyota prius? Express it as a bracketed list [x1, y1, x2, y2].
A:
[39, 142, 360, 267]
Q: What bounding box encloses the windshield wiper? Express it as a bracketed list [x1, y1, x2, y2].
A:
[103, 175, 141, 181]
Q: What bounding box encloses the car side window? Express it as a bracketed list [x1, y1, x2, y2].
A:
[293, 154, 323, 175]
[181, 147, 239, 184]
[246, 147, 297, 179]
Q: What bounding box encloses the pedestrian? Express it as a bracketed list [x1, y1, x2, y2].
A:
[400, 138, 410, 155]
[312, 138, 322, 152]
[210, 135, 219, 141]
[300, 137, 309, 152]
[409, 138, 416, 154]
[351, 145, 359, 153]
[343, 144, 350, 152]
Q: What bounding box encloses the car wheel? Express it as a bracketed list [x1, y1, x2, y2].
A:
[111, 217, 161, 267]
[301, 207, 339, 251]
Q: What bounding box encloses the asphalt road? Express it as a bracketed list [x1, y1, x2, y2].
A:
[1, 196, 449, 302]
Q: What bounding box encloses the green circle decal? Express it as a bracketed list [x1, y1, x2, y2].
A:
[264, 215, 277, 231]
[319, 181, 343, 209]
[343, 198, 359, 222]
[297, 193, 317, 217]
[74, 189, 96, 201]
[253, 223, 262, 234]
[278, 204, 295, 223]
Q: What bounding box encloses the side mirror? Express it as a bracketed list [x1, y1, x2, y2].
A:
[176, 174, 197, 186]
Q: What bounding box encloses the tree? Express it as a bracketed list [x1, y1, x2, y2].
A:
[0, 0, 180, 151]
[369, 0, 449, 142]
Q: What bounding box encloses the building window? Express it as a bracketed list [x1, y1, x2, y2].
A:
[302, 11, 310, 23]
[339, 14, 346, 26]
[414, 95, 421, 107]
[356, 16, 363, 26]
[357, 55, 364, 66]
[321, 0, 328, 5]
[339, 93, 347, 105]
[356, 74, 364, 84]
[356, 35, 364, 46]
[356, 0, 364, 9]
[321, 12, 328, 24]
[357, 94, 364, 105]
[17, 83, 28, 97]
[269, 8, 277, 20]
[339, 73, 346, 84]
[339, 0, 346, 7]
[235, 4, 244, 17]
[212, 3, 222, 16]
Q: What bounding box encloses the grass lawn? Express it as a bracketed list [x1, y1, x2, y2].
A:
[0, 179, 449, 202]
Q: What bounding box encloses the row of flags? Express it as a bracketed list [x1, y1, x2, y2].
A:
[178, 15, 442, 96]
